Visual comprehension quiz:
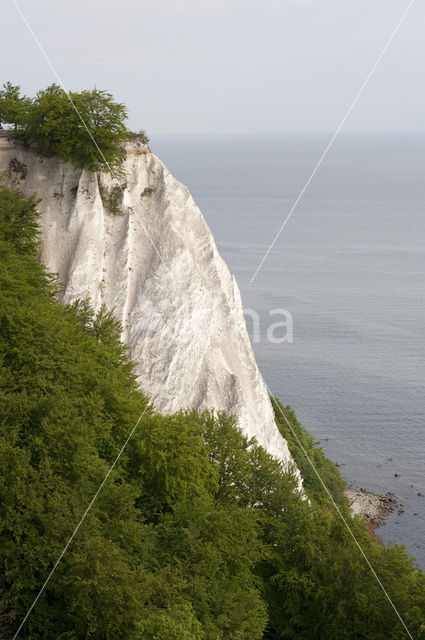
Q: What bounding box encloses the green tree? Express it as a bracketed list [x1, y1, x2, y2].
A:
[272, 397, 348, 508]
[0, 185, 267, 639]
[1, 184, 425, 639]
[0, 82, 29, 130]
[156, 499, 267, 640]
[20, 84, 128, 171]
[0, 182, 40, 255]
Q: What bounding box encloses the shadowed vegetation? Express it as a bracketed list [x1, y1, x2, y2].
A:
[1, 184, 424, 639]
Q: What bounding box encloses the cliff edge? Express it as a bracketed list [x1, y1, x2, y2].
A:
[0, 133, 295, 465]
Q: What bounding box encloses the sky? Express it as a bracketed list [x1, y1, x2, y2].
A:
[1, 0, 424, 135]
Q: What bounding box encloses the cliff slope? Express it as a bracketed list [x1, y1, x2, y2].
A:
[0, 133, 294, 463]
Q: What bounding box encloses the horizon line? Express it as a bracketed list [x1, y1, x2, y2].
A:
[149, 130, 425, 137]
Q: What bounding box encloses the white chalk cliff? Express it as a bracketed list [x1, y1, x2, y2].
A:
[0, 133, 296, 466]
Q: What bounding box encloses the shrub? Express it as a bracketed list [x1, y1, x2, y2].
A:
[272, 396, 348, 508]
[130, 129, 150, 145]
[98, 180, 124, 215]
[141, 186, 156, 198]
[8, 158, 28, 181]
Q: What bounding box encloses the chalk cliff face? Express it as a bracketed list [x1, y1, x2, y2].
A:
[0, 133, 296, 465]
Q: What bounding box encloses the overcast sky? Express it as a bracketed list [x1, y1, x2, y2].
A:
[1, 0, 424, 135]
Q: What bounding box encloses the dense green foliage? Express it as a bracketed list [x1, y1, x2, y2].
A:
[1, 184, 424, 639]
[0, 82, 128, 171]
[0, 83, 30, 132]
[271, 397, 348, 508]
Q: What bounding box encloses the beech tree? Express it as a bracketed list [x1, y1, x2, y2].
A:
[0, 82, 28, 130]
[1, 184, 424, 639]
[21, 84, 128, 171]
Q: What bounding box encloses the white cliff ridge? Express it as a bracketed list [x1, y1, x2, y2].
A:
[0, 133, 296, 466]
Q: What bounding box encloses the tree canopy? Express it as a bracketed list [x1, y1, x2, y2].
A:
[1, 183, 424, 639]
[0, 82, 129, 171]
[0, 82, 30, 131]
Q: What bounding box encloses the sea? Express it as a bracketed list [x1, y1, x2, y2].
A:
[152, 133, 425, 567]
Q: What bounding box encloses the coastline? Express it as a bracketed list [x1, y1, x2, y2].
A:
[345, 486, 398, 545]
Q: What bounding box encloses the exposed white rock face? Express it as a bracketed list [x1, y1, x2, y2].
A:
[0, 134, 297, 467]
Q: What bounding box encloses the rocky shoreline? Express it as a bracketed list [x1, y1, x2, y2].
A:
[345, 486, 397, 521]
[345, 486, 398, 544]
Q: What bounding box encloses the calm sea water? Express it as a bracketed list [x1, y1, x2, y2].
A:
[152, 133, 425, 566]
